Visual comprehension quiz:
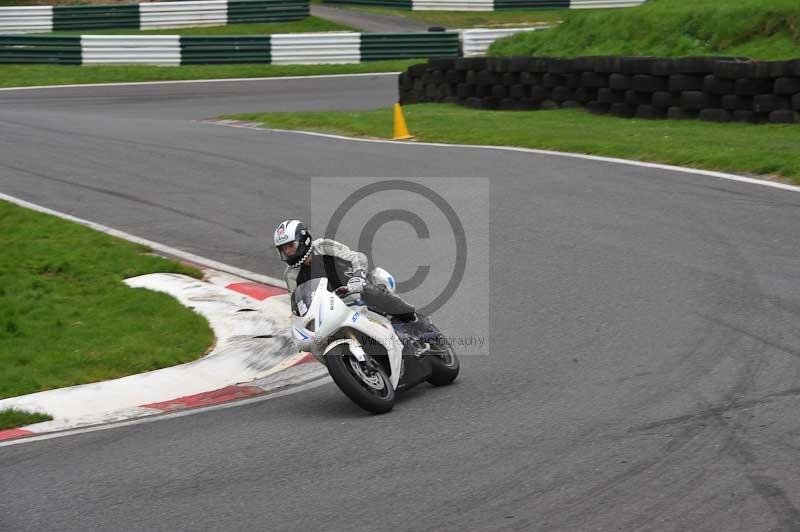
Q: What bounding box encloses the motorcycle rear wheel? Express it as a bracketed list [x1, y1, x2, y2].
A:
[326, 345, 396, 414]
[426, 345, 460, 386]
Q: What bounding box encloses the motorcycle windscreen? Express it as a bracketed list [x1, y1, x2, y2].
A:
[291, 278, 326, 317]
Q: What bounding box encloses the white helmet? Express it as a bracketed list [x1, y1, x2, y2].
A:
[274, 219, 312, 268]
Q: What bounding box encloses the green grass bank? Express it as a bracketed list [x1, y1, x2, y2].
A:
[0, 200, 215, 426]
[489, 0, 800, 60]
[0, 409, 51, 430]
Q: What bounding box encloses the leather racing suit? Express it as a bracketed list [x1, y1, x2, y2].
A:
[284, 238, 417, 322]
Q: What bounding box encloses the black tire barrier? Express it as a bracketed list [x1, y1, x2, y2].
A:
[699, 108, 732, 123]
[399, 56, 800, 124]
[652, 91, 677, 109]
[668, 74, 705, 92]
[775, 77, 800, 95]
[703, 75, 736, 94]
[635, 105, 666, 120]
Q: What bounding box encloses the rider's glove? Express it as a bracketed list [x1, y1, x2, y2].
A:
[346, 274, 366, 295]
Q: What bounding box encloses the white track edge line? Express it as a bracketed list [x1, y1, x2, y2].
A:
[0, 191, 286, 287]
[0, 72, 400, 92]
[0, 376, 331, 448]
[204, 121, 800, 194]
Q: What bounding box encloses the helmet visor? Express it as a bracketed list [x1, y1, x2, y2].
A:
[276, 241, 299, 262]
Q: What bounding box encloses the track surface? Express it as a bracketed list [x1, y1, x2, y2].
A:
[1, 76, 800, 532]
[311, 4, 431, 33]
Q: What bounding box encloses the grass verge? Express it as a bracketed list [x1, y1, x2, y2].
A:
[0, 200, 215, 426]
[44, 17, 354, 36]
[0, 409, 52, 431]
[321, 2, 566, 28]
[225, 103, 800, 184]
[0, 59, 419, 89]
[489, 0, 800, 60]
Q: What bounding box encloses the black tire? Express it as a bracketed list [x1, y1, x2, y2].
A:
[699, 108, 732, 123]
[426, 345, 460, 386]
[508, 57, 532, 73]
[775, 77, 800, 95]
[326, 345, 396, 414]
[768, 110, 799, 124]
[635, 105, 666, 120]
[551, 86, 574, 102]
[624, 90, 651, 106]
[585, 100, 610, 114]
[620, 57, 656, 75]
[509, 84, 528, 99]
[735, 78, 773, 96]
[703, 75, 735, 94]
[610, 102, 636, 118]
[753, 94, 788, 113]
[520, 71, 541, 85]
[632, 74, 668, 93]
[491, 85, 508, 99]
[652, 91, 677, 109]
[597, 88, 623, 104]
[444, 70, 463, 84]
[530, 86, 551, 101]
[668, 74, 704, 92]
[456, 83, 475, 99]
[580, 72, 608, 89]
[455, 58, 485, 71]
[608, 73, 631, 91]
[721, 94, 752, 111]
[542, 73, 565, 88]
[574, 87, 596, 103]
[667, 106, 697, 120]
[680, 90, 714, 111]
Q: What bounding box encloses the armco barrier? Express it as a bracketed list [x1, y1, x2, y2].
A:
[227, 0, 307, 23]
[493, 0, 568, 8]
[0, 31, 459, 65]
[82, 35, 181, 65]
[399, 56, 800, 124]
[324, 0, 643, 11]
[461, 27, 544, 57]
[0, 0, 308, 34]
[0, 7, 53, 34]
[53, 4, 139, 31]
[271, 32, 359, 64]
[412, 0, 492, 10]
[140, 1, 227, 30]
[361, 32, 460, 61]
[181, 35, 270, 64]
[0, 35, 80, 64]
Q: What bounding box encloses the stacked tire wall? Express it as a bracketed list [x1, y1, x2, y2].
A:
[399, 56, 800, 124]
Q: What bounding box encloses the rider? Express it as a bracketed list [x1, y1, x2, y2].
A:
[274, 219, 425, 326]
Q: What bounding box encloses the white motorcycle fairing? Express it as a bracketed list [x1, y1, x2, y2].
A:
[290, 278, 404, 389]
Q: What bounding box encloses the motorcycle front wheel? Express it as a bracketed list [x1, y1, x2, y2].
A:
[326, 345, 396, 414]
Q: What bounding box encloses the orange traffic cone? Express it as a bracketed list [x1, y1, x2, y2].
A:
[392, 103, 414, 141]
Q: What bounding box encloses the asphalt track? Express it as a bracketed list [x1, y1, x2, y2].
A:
[310, 4, 431, 33]
[1, 76, 800, 532]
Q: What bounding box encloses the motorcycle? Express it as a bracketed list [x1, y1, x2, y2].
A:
[289, 267, 459, 413]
